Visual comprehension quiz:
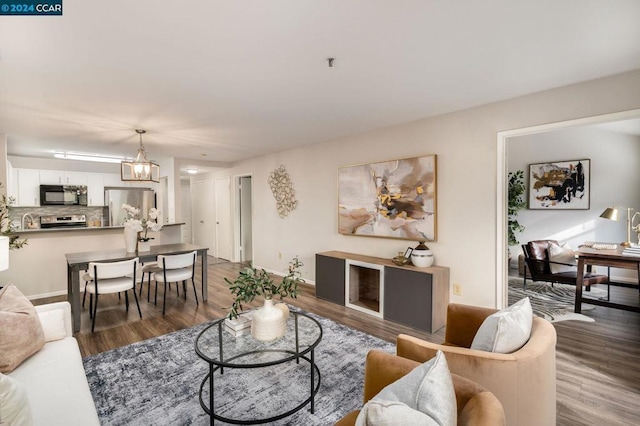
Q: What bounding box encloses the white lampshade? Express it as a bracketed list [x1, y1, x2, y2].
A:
[0, 236, 9, 272]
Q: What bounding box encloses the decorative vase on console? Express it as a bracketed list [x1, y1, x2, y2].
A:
[411, 241, 434, 267]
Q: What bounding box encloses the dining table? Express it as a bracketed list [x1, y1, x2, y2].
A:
[65, 243, 209, 332]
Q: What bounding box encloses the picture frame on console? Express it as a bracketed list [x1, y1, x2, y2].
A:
[528, 158, 590, 210]
[338, 154, 437, 241]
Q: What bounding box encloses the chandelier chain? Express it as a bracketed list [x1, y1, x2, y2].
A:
[136, 129, 147, 152]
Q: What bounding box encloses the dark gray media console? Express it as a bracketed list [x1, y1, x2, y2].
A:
[315, 251, 450, 333]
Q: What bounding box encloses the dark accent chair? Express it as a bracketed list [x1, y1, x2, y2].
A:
[521, 240, 609, 293]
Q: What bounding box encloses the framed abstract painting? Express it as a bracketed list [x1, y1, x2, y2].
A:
[338, 154, 437, 241]
[528, 159, 590, 210]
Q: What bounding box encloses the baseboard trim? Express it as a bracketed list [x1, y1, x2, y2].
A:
[28, 290, 67, 300]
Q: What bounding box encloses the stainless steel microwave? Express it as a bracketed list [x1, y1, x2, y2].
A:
[39, 185, 88, 206]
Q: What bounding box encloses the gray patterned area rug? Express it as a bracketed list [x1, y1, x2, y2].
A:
[508, 276, 607, 322]
[82, 310, 394, 425]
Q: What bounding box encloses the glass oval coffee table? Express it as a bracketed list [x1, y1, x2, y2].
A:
[195, 310, 322, 425]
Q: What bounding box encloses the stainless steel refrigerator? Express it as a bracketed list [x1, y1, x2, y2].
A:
[104, 187, 156, 226]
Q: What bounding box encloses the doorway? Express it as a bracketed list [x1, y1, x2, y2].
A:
[191, 179, 215, 252]
[237, 175, 253, 263]
[215, 177, 233, 261]
[496, 109, 640, 308]
[180, 180, 192, 244]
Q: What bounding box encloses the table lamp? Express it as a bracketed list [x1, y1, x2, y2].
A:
[600, 206, 640, 247]
[0, 236, 9, 271]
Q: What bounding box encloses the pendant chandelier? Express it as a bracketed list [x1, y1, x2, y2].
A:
[121, 129, 160, 182]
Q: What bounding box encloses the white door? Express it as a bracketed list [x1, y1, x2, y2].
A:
[239, 176, 253, 262]
[192, 179, 215, 251]
[180, 181, 192, 243]
[215, 177, 233, 260]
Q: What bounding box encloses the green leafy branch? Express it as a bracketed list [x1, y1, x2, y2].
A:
[225, 256, 304, 319]
[0, 191, 28, 250]
[508, 170, 526, 246]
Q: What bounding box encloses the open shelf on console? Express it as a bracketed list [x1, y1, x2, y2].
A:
[345, 260, 384, 318]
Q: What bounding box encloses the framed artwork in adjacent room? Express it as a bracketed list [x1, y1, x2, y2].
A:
[528, 159, 590, 210]
[338, 154, 437, 241]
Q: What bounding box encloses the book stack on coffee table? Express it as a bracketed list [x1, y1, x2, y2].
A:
[224, 313, 253, 337]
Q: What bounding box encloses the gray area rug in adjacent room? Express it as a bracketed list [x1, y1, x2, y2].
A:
[508, 276, 607, 322]
[83, 310, 395, 425]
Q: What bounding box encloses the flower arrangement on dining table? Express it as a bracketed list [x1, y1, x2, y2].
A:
[122, 204, 163, 242]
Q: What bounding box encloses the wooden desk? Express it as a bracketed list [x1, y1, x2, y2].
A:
[575, 248, 640, 313]
[66, 243, 209, 332]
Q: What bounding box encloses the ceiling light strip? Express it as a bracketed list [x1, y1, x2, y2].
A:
[53, 152, 124, 164]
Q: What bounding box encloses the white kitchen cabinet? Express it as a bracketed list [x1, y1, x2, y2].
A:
[102, 173, 122, 188]
[39, 170, 65, 185]
[39, 170, 88, 185]
[6, 161, 18, 201]
[65, 171, 88, 186]
[17, 169, 40, 206]
[86, 174, 105, 206]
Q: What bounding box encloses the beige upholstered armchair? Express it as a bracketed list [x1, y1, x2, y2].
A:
[396, 303, 557, 426]
[335, 350, 506, 426]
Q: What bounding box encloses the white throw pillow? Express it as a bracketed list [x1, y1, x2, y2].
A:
[548, 242, 576, 274]
[356, 350, 457, 426]
[0, 372, 33, 426]
[358, 400, 439, 425]
[37, 309, 67, 342]
[471, 297, 533, 354]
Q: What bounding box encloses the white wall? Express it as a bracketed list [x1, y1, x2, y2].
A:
[157, 157, 179, 223]
[202, 70, 640, 308]
[509, 126, 640, 247]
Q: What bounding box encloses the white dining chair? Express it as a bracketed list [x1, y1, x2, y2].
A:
[152, 251, 198, 315]
[85, 258, 142, 332]
[138, 261, 163, 302]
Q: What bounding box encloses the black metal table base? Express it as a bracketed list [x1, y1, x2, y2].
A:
[198, 352, 321, 425]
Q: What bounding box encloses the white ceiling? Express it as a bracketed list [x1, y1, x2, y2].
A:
[1, 0, 640, 174]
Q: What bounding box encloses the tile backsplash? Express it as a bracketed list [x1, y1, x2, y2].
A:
[10, 206, 109, 229]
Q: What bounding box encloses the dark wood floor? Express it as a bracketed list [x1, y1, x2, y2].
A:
[35, 259, 640, 426]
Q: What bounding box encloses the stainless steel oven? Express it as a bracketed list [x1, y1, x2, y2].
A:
[39, 185, 88, 206]
[40, 214, 87, 229]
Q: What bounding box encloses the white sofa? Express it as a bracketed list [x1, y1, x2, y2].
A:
[8, 302, 100, 425]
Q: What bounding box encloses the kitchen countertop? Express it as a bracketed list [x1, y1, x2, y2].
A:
[12, 222, 185, 234]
